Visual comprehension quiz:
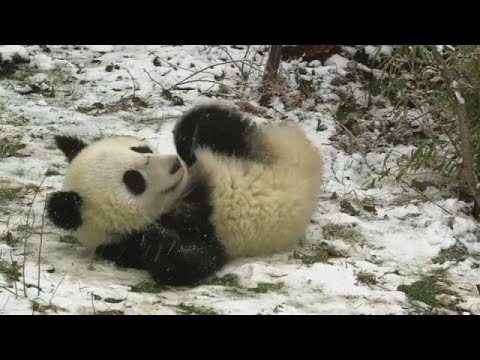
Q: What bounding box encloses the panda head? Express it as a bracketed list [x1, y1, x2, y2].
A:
[46, 135, 188, 249]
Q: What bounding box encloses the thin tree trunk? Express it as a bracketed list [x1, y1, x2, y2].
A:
[262, 45, 283, 83]
[430, 45, 480, 217]
[259, 45, 283, 106]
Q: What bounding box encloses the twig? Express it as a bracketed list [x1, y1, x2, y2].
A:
[1, 286, 17, 296]
[217, 45, 244, 75]
[430, 45, 480, 217]
[10, 252, 18, 297]
[171, 79, 243, 95]
[241, 45, 252, 78]
[1, 294, 9, 312]
[143, 68, 165, 90]
[49, 271, 67, 305]
[144, 48, 266, 97]
[37, 195, 48, 296]
[91, 293, 97, 314]
[169, 60, 265, 90]
[23, 176, 46, 298]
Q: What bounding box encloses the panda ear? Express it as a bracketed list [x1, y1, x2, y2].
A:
[46, 191, 83, 230]
[54, 135, 87, 162]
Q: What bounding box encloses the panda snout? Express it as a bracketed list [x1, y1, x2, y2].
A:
[169, 157, 182, 174]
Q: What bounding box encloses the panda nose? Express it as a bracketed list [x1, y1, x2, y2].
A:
[169, 157, 181, 174]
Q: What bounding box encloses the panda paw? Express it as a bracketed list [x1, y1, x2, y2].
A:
[140, 223, 181, 264]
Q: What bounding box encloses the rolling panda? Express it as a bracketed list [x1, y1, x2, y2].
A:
[46, 104, 323, 286]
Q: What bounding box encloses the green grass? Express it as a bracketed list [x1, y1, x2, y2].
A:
[31, 301, 64, 314]
[45, 168, 60, 177]
[0, 138, 26, 158]
[397, 274, 458, 314]
[95, 310, 124, 315]
[4, 116, 30, 127]
[59, 235, 79, 244]
[130, 282, 165, 294]
[249, 282, 284, 294]
[208, 273, 243, 288]
[0, 187, 21, 206]
[398, 277, 442, 307]
[433, 242, 469, 264]
[356, 271, 378, 286]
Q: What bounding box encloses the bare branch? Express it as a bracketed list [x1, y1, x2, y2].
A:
[37, 195, 48, 296]
[49, 271, 68, 305]
[125, 68, 138, 97]
[23, 176, 46, 298]
[143, 68, 165, 90]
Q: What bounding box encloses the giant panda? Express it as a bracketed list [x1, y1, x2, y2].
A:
[46, 104, 323, 286]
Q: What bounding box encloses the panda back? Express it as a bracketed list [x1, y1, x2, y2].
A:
[196, 124, 323, 258]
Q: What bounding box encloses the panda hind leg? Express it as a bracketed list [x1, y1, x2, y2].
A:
[173, 104, 258, 166]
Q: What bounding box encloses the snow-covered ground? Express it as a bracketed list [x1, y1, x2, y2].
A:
[1, 45, 479, 315]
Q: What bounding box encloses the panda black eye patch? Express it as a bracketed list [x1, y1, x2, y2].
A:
[131, 146, 153, 154]
[123, 170, 146, 195]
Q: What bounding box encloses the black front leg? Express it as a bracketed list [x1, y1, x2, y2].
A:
[95, 221, 226, 286]
[95, 233, 147, 270]
[141, 223, 226, 286]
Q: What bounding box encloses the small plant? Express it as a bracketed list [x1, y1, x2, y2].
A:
[0, 258, 21, 283]
[356, 271, 378, 287]
[293, 241, 343, 265]
[45, 168, 60, 177]
[249, 282, 284, 294]
[322, 223, 363, 243]
[177, 304, 217, 315]
[32, 301, 63, 314]
[433, 242, 469, 264]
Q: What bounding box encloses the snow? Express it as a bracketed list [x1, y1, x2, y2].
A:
[324, 54, 350, 76]
[0, 45, 29, 62]
[1, 45, 479, 315]
[365, 45, 393, 57]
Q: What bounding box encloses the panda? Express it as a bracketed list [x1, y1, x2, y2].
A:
[46, 104, 323, 286]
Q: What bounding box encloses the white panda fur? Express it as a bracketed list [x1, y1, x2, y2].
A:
[198, 124, 322, 257]
[59, 136, 189, 250]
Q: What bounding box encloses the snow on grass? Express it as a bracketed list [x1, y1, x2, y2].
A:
[1, 45, 479, 315]
[0, 46, 30, 62]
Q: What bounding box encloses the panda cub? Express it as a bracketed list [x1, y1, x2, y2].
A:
[47, 104, 323, 286]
